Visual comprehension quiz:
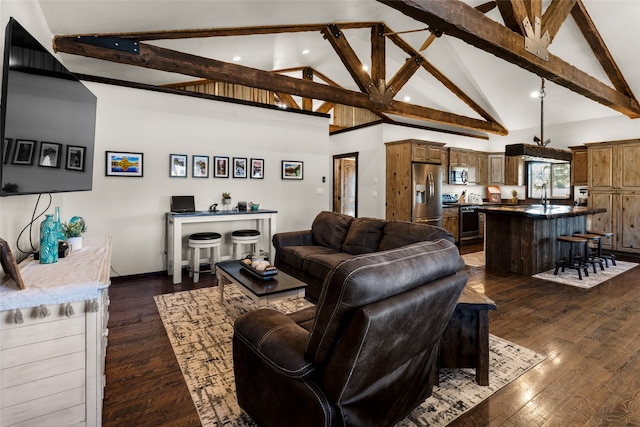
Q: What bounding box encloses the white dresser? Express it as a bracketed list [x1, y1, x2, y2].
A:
[0, 236, 111, 427]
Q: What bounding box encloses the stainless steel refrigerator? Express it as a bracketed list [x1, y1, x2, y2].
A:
[411, 162, 442, 227]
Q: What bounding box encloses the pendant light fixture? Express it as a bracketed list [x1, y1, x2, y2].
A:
[533, 78, 550, 147]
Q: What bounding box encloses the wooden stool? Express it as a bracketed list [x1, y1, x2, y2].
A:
[188, 232, 222, 283]
[231, 229, 261, 260]
[586, 230, 616, 267]
[573, 233, 605, 273]
[555, 235, 589, 280]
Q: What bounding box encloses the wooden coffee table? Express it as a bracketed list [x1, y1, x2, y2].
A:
[215, 260, 307, 307]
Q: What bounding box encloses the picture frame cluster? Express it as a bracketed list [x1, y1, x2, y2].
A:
[170, 154, 268, 179]
[4, 138, 86, 171]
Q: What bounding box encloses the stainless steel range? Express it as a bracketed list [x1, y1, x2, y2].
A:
[459, 205, 481, 244]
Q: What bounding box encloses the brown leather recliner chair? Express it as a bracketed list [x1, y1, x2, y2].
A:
[233, 238, 468, 426]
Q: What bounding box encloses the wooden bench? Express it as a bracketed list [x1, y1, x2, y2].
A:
[438, 285, 497, 386]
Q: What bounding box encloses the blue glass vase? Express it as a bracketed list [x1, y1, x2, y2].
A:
[40, 214, 58, 264]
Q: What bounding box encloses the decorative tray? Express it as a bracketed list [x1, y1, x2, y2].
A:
[239, 260, 278, 280]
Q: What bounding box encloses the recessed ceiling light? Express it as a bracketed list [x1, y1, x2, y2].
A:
[362, 65, 369, 71]
[302, 49, 310, 55]
[531, 90, 540, 98]
[233, 56, 242, 62]
[404, 96, 411, 102]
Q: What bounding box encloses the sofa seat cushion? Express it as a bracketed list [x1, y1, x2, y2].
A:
[341, 217, 387, 255]
[303, 252, 356, 282]
[311, 211, 354, 251]
[277, 245, 340, 272]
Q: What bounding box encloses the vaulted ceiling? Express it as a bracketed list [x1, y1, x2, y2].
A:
[42, 0, 640, 139]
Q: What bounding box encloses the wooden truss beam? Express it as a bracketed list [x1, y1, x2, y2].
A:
[53, 35, 507, 135]
[377, 0, 640, 118]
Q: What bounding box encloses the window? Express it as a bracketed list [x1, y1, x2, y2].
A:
[527, 162, 570, 199]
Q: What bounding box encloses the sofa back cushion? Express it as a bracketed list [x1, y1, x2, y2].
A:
[341, 217, 387, 255]
[311, 211, 353, 251]
[378, 221, 454, 251]
[306, 238, 465, 366]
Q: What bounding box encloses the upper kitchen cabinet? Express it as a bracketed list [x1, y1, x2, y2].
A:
[504, 156, 525, 186]
[487, 154, 505, 185]
[587, 139, 640, 253]
[476, 152, 488, 185]
[570, 146, 588, 186]
[449, 148, 469, 166]
[407, 140, 445, 164]
[449, 148, 485, 184]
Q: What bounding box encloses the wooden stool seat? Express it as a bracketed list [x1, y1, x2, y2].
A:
[555, 235, 589, 280]
[586, 230, 617, 267]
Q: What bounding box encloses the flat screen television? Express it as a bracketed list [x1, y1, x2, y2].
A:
[0, 18, 96, 196]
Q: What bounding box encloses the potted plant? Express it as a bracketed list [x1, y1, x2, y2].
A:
[61, 218, 87, 251]
[222, 192, 232, 205]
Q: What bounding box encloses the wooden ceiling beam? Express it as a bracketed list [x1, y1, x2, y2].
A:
[276, 92, 300, 109]
[542, 0, 577, 43]
[302, 67, 313, 111]
[53, 35, 507, 135]
[377, 0, 640, 118]
[497, 0, 528, 35]
[371, 23, 386, 85]
[571, 0, 635, 98]
[321, 24, 374, 93]
[386, 55, 422, 96]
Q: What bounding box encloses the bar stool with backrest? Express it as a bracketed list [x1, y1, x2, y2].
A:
[572, 232, 605, 273]
[586, 230, 616, 267]
[231, 229, 261, 260]
[188, 232, 222, 283]
[555, 235, 589, 280]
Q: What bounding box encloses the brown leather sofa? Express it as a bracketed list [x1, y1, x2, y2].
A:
[233, 238, 467, 426]
[273, 211, 455, 302]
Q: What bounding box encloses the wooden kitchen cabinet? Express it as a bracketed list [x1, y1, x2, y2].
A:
[504, 156, 524, 186]
[570, 145, 588, 186]
[442, 207, 459, 243]
[412, 142, 443, 163]
[587, 139, 640, 253]
[449, 148, 469, 166]
[476, 153, 488, 185]
[488, 154, 505, 185]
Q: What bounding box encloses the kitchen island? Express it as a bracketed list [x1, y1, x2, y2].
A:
[478, 205, 606, 275]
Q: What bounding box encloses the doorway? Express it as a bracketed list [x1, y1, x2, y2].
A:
[333, 153, 358, 217]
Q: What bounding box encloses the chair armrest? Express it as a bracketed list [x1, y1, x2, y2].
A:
[272, 230, 313, 250]
[234, 309, 314, 378]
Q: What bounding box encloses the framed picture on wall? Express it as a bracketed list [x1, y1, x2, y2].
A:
[11, 139, 36, 165]
[281, 160, 303, 180]
[38, 142, 62, 168]
[169, 153, 188, 178]
[192, 155, 209, 178]
[65, 145, 86, 171]
[232, 157, 247, 178]
[106, 151, 143, 177]
[250, 158, 264, 179]
[214, 156, 229, 178]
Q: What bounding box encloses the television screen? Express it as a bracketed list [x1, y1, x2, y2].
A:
[0, 18, 96, 196]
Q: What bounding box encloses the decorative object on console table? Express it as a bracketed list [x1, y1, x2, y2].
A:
[40, 214, 58, 264]
[62, 216, 87, 252]
[0, 238, 25, 289]
[221, 192, 231, 209]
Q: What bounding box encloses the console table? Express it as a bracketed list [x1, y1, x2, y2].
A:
[165, 209, 277, 284]
[0, 236, 111, 427]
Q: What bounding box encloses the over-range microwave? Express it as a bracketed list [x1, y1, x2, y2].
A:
[450, 166, 469, 185]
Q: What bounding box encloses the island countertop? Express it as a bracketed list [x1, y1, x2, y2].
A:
[478, 204, 605, 219]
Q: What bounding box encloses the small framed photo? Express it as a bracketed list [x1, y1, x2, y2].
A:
[282, 160, 303, 180]
[250, 158, 264, 179]
[3, 138, 12, 164]
[65, 145, 86, 171]
[38, 142, 62, 168]
[214, 156, 229, 178]
[233, 157, 247, 178]
[192, 155, 209, 178]
[170, 154, 188, 178]
[106, 151, 143, 177]
[11, 139, 36, 165]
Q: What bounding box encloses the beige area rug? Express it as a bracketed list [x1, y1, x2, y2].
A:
[533, 260, 638, 289]
[461, 251, 485, 267]
[154, 286, 545, 426]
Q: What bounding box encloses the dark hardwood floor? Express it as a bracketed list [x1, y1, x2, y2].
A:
[103, 245, 640, 426]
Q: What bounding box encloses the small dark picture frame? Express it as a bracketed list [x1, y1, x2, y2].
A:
[3, 138, 12, 164]
[192, 155, 209, 178]
[11, 139, 36, 165]
[250, 158, 264, 179]
[38, 142, 62, 168]
[233, 157, 247, 178]
[213, 156, 229, 178]
[106, 151, 143, 177]
[170, 154, 188, 178]
[281, 160, 303, 180]
[65, 145, 86, 171]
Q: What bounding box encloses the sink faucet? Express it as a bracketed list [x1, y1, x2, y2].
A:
[541, 183, 547, 208]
